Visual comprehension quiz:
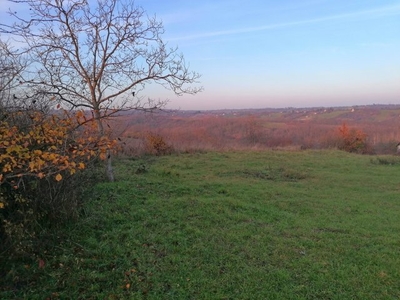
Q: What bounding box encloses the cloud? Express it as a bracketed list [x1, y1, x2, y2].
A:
[168, 4, 400, 41]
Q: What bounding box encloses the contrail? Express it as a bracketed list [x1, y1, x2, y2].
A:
[168, 4, 400, 41]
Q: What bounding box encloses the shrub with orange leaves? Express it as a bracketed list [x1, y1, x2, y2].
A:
[337, 123, 369, 154]
[0, 110, 116, 186]
[144, 132, 173, 156]
[0, 109, 117, 256]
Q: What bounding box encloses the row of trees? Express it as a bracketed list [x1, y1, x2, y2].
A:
[0, 0, 201, 255]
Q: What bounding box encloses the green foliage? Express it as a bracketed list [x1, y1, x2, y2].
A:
[0, 164, 103, 258]
[2, 150, 400, 299]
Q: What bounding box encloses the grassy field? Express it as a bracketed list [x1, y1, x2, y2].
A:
[2, 150, 400, 299]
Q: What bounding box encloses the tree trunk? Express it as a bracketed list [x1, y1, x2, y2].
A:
[93, 108, 115, 182]
[105, 148, 115, 182]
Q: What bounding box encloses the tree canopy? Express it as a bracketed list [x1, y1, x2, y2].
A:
[1, 0, 202, 180]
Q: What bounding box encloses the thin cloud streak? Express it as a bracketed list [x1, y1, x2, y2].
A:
[168, 4, 400, 42]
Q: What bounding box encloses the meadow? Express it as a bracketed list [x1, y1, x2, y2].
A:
[2, 150, 400, 299]
[114, 105, 400, 156]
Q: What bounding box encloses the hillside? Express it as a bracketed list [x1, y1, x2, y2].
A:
[110, 105, 400, 156]
[2, 150, 400, 298]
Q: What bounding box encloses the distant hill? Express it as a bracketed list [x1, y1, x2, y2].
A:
[110, 104, 400, 156]
[116, 104, 400, 124]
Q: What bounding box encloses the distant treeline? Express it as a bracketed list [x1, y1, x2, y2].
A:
[110, 106, 400, 156]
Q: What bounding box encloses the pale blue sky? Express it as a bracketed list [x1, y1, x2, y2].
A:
[138, 0, 400, 109]
[1, 0, 399, 110]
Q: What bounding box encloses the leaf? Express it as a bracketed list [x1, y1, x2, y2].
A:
[38, 259, 45, 269]
[33, 149, 42, 156]
[0, 202, 4, 209]
[55, 173, 62, 181]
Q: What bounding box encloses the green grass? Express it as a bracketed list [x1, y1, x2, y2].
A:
[2, 150, 400, 299]
[315, 109, 349, 120]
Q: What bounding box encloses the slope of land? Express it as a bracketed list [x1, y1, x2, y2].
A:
[2, 150, 400, 299]
[111, 105, 400, 155]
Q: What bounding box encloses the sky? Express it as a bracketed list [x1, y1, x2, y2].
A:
[137, 0, 400, 110]
[1, 0, 400, 110]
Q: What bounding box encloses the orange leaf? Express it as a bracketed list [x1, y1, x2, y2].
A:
[55, 173, 62, 181]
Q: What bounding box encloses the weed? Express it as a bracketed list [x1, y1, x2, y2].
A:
[240, 166, 307, 182]
[371, 156, 400, 166]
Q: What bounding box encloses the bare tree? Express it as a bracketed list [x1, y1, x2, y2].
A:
[0, 38, 53, 118]
[0, 39, 25, 114]
[1, 0, 202, 181]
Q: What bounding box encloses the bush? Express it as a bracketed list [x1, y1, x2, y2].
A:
[337, 123, 371, 154]
[0, 109, 114, 257]
[144, 132, 173, 156]
[0, 169, 99, 257]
